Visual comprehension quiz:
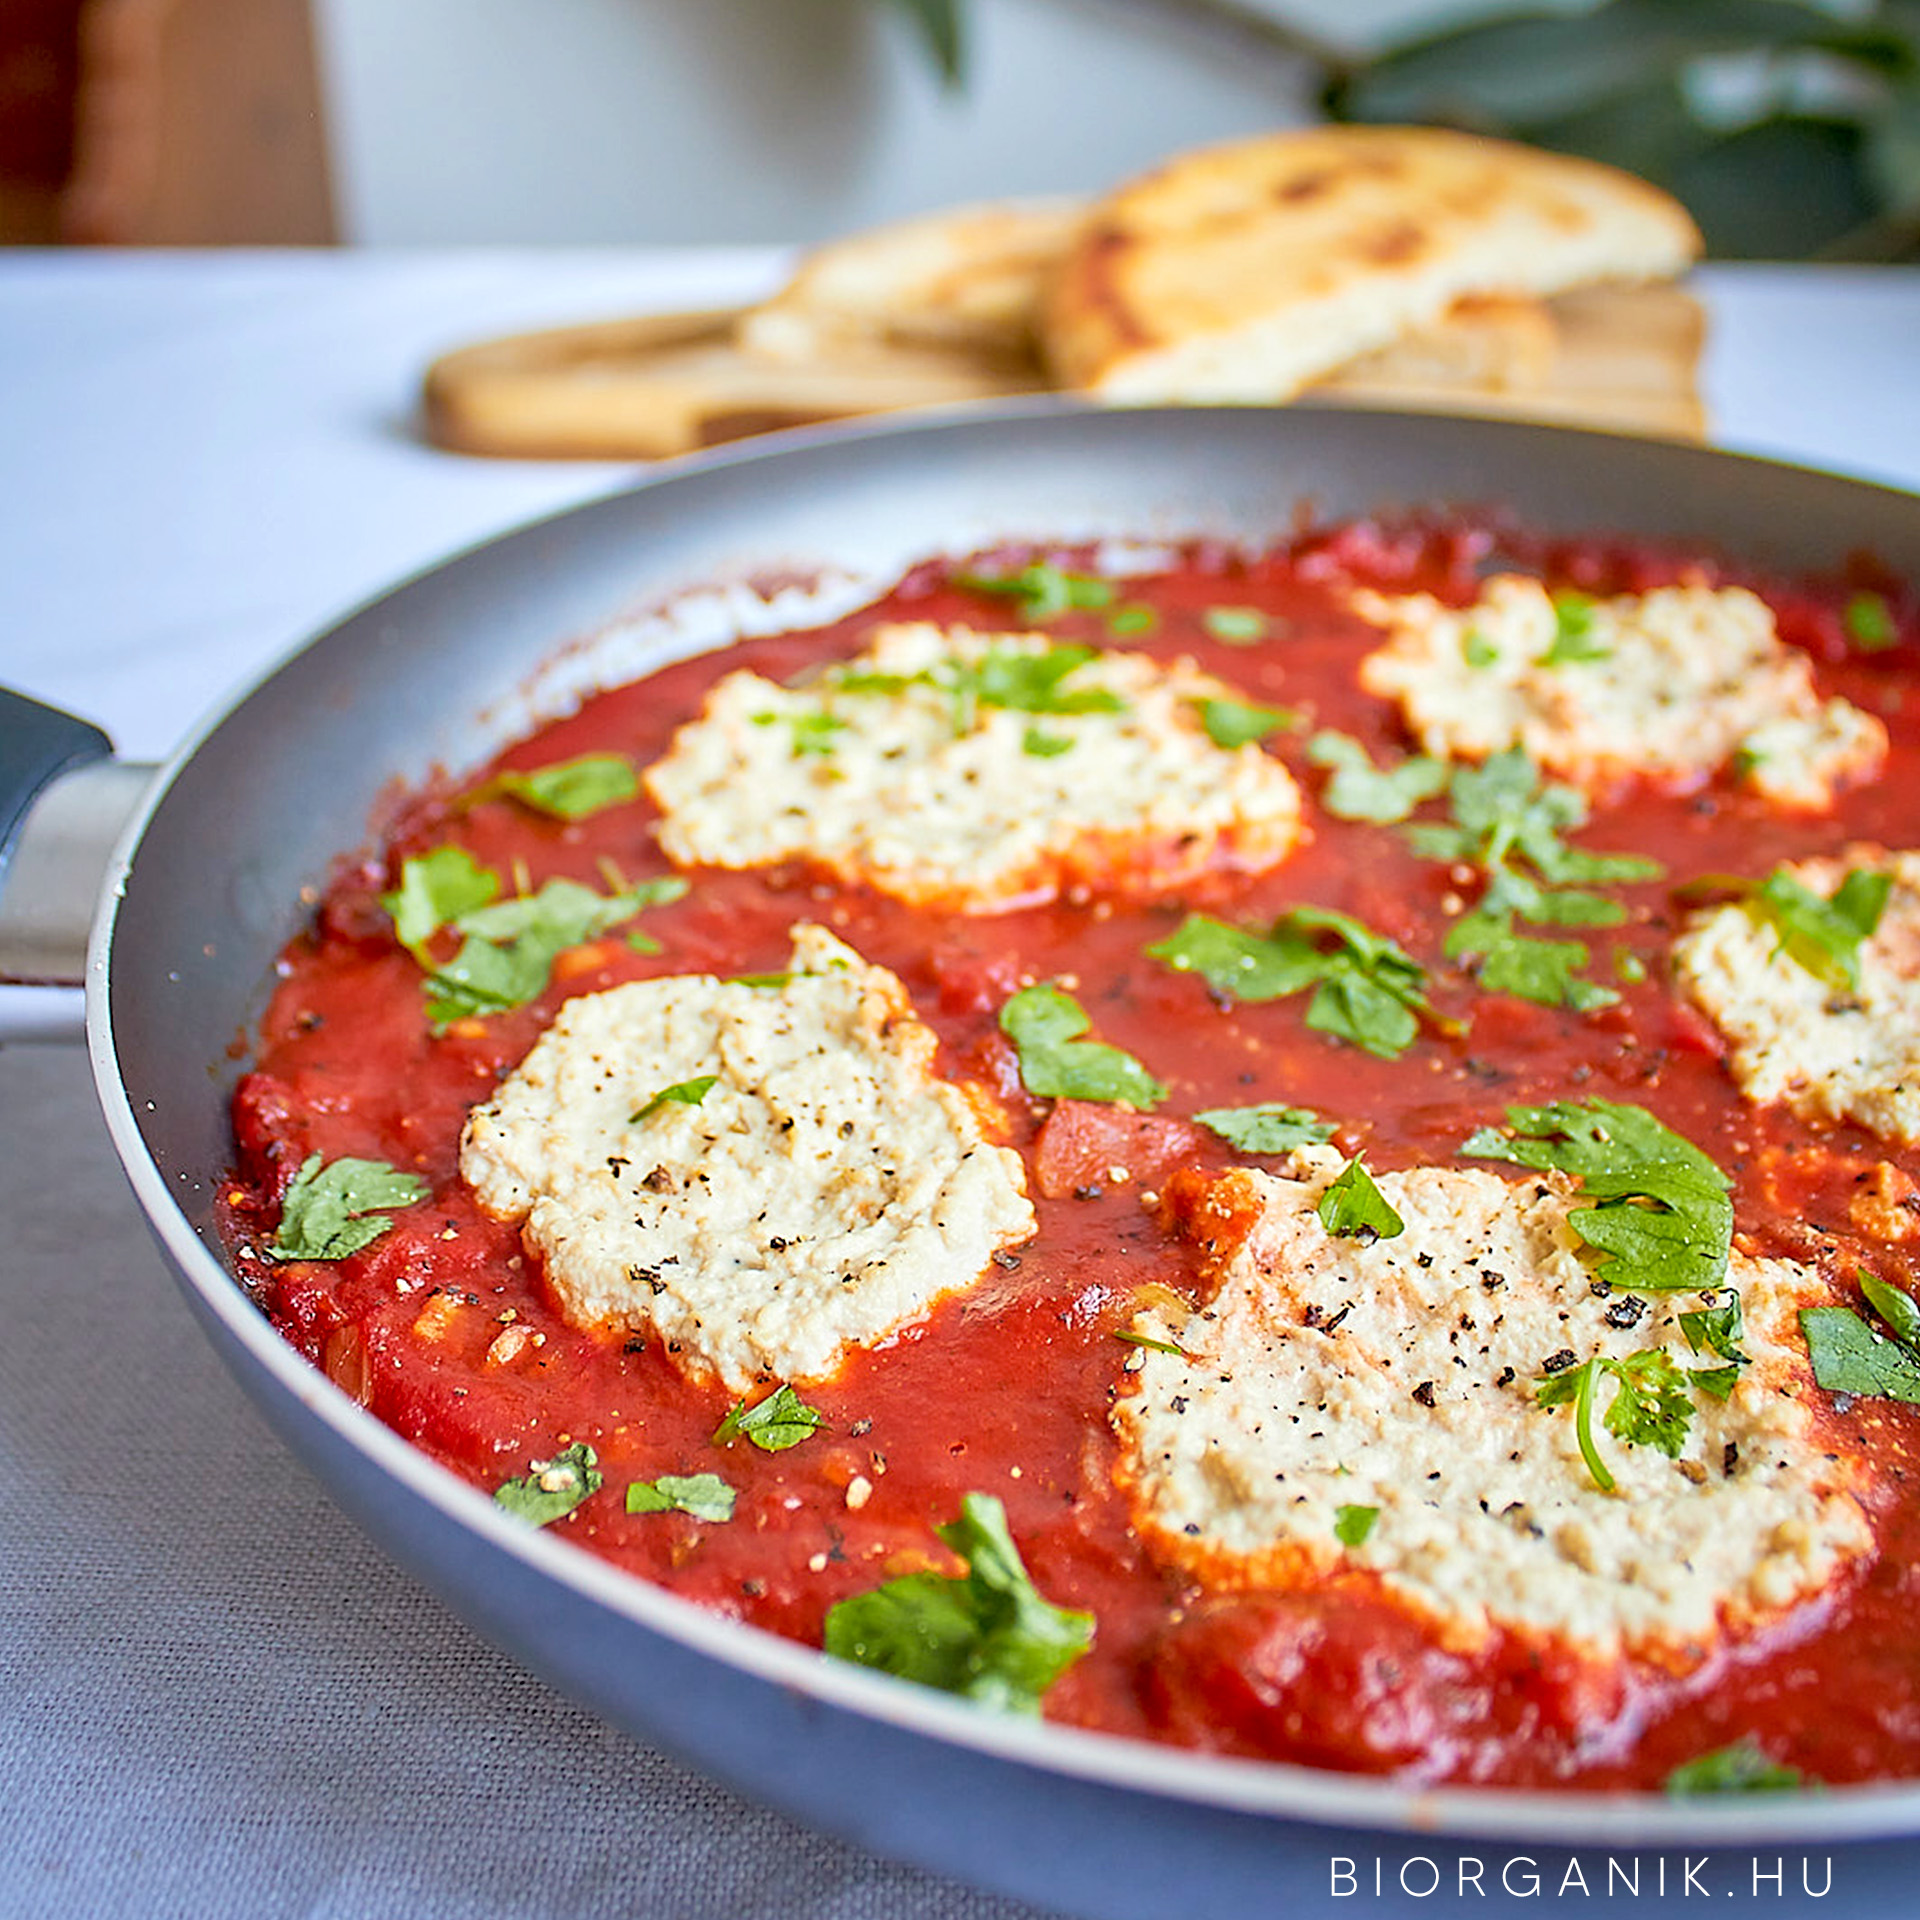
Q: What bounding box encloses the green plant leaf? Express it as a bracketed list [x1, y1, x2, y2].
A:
[478, 752, 639, 819]
[1666, 1739, 1806, 1794]
[879, 0, 965, 85]
[713, 1383, 827, 1452]
[1316, 1157, 1405, 1241]
[1306, 730, 1448, 823]
[626, 1472, 736, 1522]
[999, 984, 1167, 1107]
[494, 1442, 602, 1526]
[1334, 1503, 1379, 1547]
[822, 1492, 1094, 1714]
[266, 1153, 428, 1262]
[1192, 1103, 1336, 1153]
[1463, 1099, 1732, 1293]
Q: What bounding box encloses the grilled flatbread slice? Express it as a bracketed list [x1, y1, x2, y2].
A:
[1042, 125, 1702, 403]
[738, 198, 1088, 366]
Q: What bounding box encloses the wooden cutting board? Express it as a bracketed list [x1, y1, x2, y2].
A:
[421, 283, 1705, 462]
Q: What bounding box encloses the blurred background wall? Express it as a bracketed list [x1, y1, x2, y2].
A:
[312, 0, 1444, 246]
[1, 0, 1453, 246]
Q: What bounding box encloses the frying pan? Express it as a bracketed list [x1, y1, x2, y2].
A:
[7, 403, 1920, 1916]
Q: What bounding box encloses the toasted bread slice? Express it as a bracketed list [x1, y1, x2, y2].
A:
[1042, 125, 1702, 403]
[738, 198, 1088, 366]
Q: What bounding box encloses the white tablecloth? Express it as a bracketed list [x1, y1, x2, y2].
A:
[2, 253, 1917, 1919]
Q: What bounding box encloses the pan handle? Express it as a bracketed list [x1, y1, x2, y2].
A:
[0, 688, 153, 988]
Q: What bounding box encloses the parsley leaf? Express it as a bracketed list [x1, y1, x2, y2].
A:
[1844, 590, 1898, 653]
[1413, 752, 1653, 1010]
[381, 846, 500, 963]
[266, 1153, 428, 1261]
[1462, 627, 1499, 669]
[1333, 1503, 1379, 1547]
[1410, 750, 1659, 889]
[1599, 1348, 1693, 1456]
[626, 1472, 736, 1522]
[951, 561, 1116, 623]
[999, 984, 1167, 1107]
[631, 1074, 718, 1124]
[477, 752, 639, 819]
[822, 1492, 1094, 1715]
[1739, 865, 1891, 995]
[713, 1384, 827, 1452]
[1466, 927, 1618, 1012]
[1666, 1740, 1806, 1795]
[1200, 698, 1297, 750]
[1105, 602, 1158, 638]
[1307, 730, 1447, 823]
[1462, 1100, 1732, 1294]
[1680, 1288, 1750, 1398]
[494, 1442, 602, 1526]
[1802, 1272, 1920, 1404]
[1192, 1103, 1335, 1153]
[422, 874, 687, 1027]
[1316, 1158, 1404, 1241]
[1201, 606, 1268, 645]
[1147, 907, 1438, 1060]
[754, 710, 847, 757]
[1022, 726, 1073, 758]
[1540, 589, 1607, 666]
[1536, 1349, 1693, 1492]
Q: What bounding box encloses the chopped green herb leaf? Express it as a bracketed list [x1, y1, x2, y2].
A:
[1201, 606, 1268, 645]
[1863, 1270, 1920, 1353]
[1844, 590, 1898, 653]
[1200, 698, 1296, 750]
[1317, 1157, 1404, 1241]
[381, 846, 500, 963]
[1148, 907, 1438, 1061]
[494, 1442, 602, 1526]
[1803, 1272, 1920, 1405]
[631, 1074, 719, 1124]
[1467, 927, 1619, 1012]
[822, 1492, 1094, 1715]
[999, 983, 1167, 1107]
[1666, 1740, 1805, 1795]
[421, 874, 687, 1027]
[1307, 730, 1447, 823]
[1541, 590, 1607, 666]
[1105, 602, 1158, 637]
[1537, 1348, 1693, 1490]
[1193, 1103, 1335, 1153]
[266, 1153, 428, 1262]
[1022, 726, 1073, 758]
[951, 561, 1115, 623]
[478, 752, 640, 819]
[712, 1383, 827, 1452]
[1536, 1355, 1615, 1492]
[778, 711, 849, 756]
[1333, 1503, 1379, 1547]
[626, 1472, 736, 1522]
[1745, 865, 1890, 994]
[1410, 750, 1659, 888]
[1115, 1329, 1189, 1359]
[1614, 948, 1649, 985]
[1463, 1100, 1732, 1294]
[1462, 627, 1499, 669]
[1680, 1289, 1749, 1368]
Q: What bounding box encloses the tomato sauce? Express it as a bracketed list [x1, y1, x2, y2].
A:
[221, 519, 1920, 1790]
